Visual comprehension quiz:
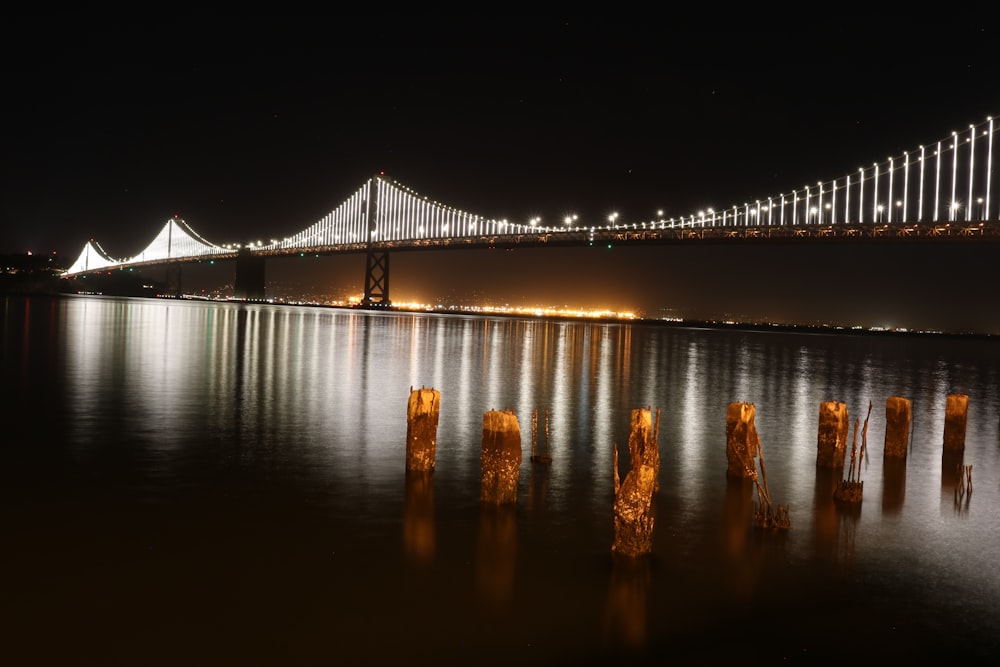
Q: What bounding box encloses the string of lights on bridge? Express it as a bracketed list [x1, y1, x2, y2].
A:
[64, 115, 997, 276]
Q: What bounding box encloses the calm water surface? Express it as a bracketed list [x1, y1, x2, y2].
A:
[3, 295, 999, 666]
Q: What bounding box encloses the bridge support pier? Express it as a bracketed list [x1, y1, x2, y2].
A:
[235, 248, 266, 301]
[164, 264, 182, 297]
[362, 250, 390, 308]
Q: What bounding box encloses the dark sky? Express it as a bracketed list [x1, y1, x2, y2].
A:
[3, 15, 999, 332]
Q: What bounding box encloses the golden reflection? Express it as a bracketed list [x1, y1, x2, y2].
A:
[941, 449, 965, 491]
[602, 555, 651, 654]
[813, 467, 840, 560]
[403, 471, 435, 567]
[941, 449, 973, 515]
[723, 477, 754, 557]
[527, 459, 549, 516]
[881, 455, 907, 514]
[837, 502, 861, 564]
[721, 477, 762, 599]
[475, 503, 517, 610]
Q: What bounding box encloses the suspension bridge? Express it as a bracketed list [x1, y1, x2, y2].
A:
[63, 115, 1000, 306]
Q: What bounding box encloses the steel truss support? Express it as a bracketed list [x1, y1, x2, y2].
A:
[362, 250, 390, 308]
[361, 174, 391, 309]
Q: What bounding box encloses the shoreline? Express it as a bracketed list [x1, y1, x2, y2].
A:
[5, 289, 996, 340]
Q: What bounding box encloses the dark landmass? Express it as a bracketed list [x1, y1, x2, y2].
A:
[1, 253, 169, 297]
[5, 253, 994, 340]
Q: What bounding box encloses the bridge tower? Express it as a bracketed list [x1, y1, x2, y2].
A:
[362, 174, 391, 309]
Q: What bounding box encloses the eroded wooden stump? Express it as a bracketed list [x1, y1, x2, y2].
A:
[405, 386, 440, 472]
[481, 409, 522, 505]
[834, 479, 864, 504]
[943, 393, 968, 451]
[725, 402, 759, 479]
[612, 408, 660, 558]
[883, 396, 911, 458]
[816, 400, 849, 469]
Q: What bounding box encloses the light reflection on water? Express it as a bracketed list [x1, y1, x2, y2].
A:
[3, 294, 1000, 665]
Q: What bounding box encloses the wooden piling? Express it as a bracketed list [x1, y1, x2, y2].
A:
[834, 401, 871, 504]
[530, 408, 552, 463]
[405, 386, 441, 472]
[883, 396, 911, 458]
[816, 400, 849, 469]
[943, 393, 969, 451]
[612, 407, 660, 558]
[725, 402, 759, 479]
[481, 409, 522, 505]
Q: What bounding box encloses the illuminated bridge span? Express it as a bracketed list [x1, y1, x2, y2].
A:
[64, 114, 1000, 306]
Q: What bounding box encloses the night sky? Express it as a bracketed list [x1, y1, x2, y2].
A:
[3, 16, 999, 332]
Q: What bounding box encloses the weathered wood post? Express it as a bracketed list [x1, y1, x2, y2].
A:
[481, 409, 522, 505]
[883, 396, 911, 458]
[612, 407, 660, 559]
[816, 401, 849, 469]
[725, 402, 759, 479]
[943, 393, 969, 451]
[405, 386, 440, 472]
